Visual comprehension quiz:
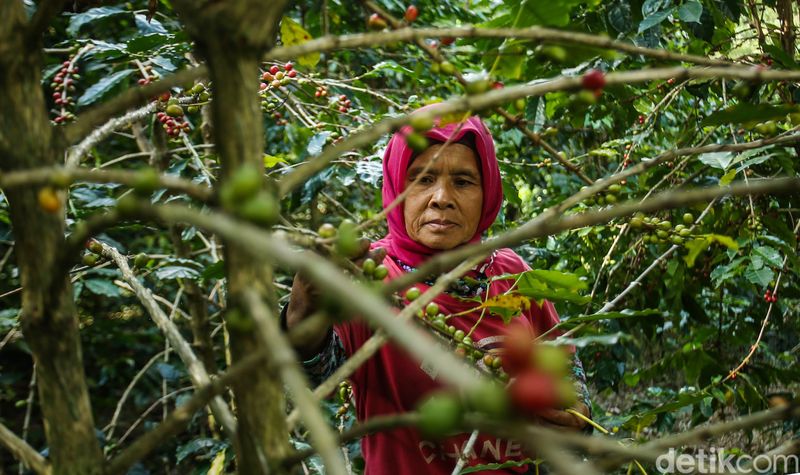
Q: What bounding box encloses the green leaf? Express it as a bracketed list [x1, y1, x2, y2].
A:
[280, 17, 319, 68]
[684, 234, 737, 267]
[306, 133, 329, 156]
[752, 245, 782, 268]
[67, 6, 126, 36]
[706, 234, 739, 250]
[84, 279, 121, 298]
[460, 459, 537, 474]
[709, 256, 747, 286]
[154, 266, 200, 280]
[744, 262, 774, 287]
[677, 1, 703, 22]
[698, 151, 733, 170]
[561, 309, 664, 326]
[639, 7, 676, 33]
[762, 44, 798, 69]
[134, 13, 167, 34]
[201, 261, 226, 280]
[702, 104, 798, 126]
[77, 69, 135, 107]
[719, 168, 737, 185]
[126, 34, 171, 54]
[514, 269, 588, 291]
[551, 332, 631, 347]
[683, 237, 711, 267]
[263, 153, 287, 168]
[176, 438, 224, 463]
[522, 0, 586, 27]
[608, 2, 634, 33]
[487, 40, 528, 79]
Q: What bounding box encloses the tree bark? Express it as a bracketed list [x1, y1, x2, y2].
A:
[0, 2, 104, 474]
[170, 1, 290, 472]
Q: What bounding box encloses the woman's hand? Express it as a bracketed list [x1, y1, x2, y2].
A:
[286, 240, 386, 357]
[534, 402, 591, 431]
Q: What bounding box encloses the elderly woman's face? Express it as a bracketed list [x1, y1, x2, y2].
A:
[403, 143, 484, 250]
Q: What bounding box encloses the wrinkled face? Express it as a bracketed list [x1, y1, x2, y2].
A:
[403, 143, 484, 250]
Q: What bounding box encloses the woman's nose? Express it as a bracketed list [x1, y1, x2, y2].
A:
[429, 180, 455, 209]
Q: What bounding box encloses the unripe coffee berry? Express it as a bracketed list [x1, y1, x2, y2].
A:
[425, 302, 439, 317]
[373, 264, 388, 280]
[404, 287, 421, 301]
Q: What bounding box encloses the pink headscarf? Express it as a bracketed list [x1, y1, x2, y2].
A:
[374, 106, 503, 267]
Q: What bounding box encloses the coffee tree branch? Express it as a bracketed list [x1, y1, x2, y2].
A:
[243, 290, 349, 475]
[0, 166, 212, 202]
[62, 23, 794, 151]
[285, 254, 488, 428]
[279, 70, 800, 199]
[0, 421, 51, 475]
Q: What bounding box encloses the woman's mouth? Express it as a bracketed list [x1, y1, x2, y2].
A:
[424, 220, 458, 231]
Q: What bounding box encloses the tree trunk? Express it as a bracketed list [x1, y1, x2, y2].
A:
[0, 2, 104, 474]
[171, 1, 290, 472]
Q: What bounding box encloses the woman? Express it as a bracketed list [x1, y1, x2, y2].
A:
[285, 109, 591, 474]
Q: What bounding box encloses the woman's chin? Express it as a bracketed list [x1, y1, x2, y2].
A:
[417, 235, 465, 250]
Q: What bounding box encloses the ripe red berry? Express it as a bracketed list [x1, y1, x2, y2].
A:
[339, 106, 347, 113]
[638, 115, 645, 124]
[501, 327, 534, 376]
[287, 70, 297, 78]
[284, 62, 293, 71]
[441, 36, 455, 46]
[159, 91, 171, 102]
[269, 65, 280, 75]
[404, 5, 419, 22]
[62, 60, 71, 67]
[581, 69, 606, 92]
[508, 370, 559, 417]
[492, 81, 504, 90]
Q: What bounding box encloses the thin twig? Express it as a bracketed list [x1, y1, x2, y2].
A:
[105, 350, 168, 439]
[723, 219, 800, 382]
[96, 242, 237, 440]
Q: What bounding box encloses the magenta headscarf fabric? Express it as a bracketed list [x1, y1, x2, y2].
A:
[374, 105, 503, 267]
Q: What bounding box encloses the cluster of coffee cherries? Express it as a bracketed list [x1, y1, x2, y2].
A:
[82, 239, 106, 267]
[622, 144, 634, 167]
[260, 63, 296, 90]
[51, 59, 80, 124]
[583, 183, 624, 206]
[155, 99, 189, 139]
[336, 94, 352, 113]
[764, 288, 778, 303]
[405, 292, 511, 381]
[314, 84, 329, 98]
[630, 212, 695, 246]
[187, 82, 211, 106]
[335, 380, 353, 418]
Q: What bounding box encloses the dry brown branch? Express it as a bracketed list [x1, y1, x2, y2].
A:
[0, 421, 51, 475]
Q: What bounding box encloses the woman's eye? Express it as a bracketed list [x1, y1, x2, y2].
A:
[418, 176, 434, 184]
